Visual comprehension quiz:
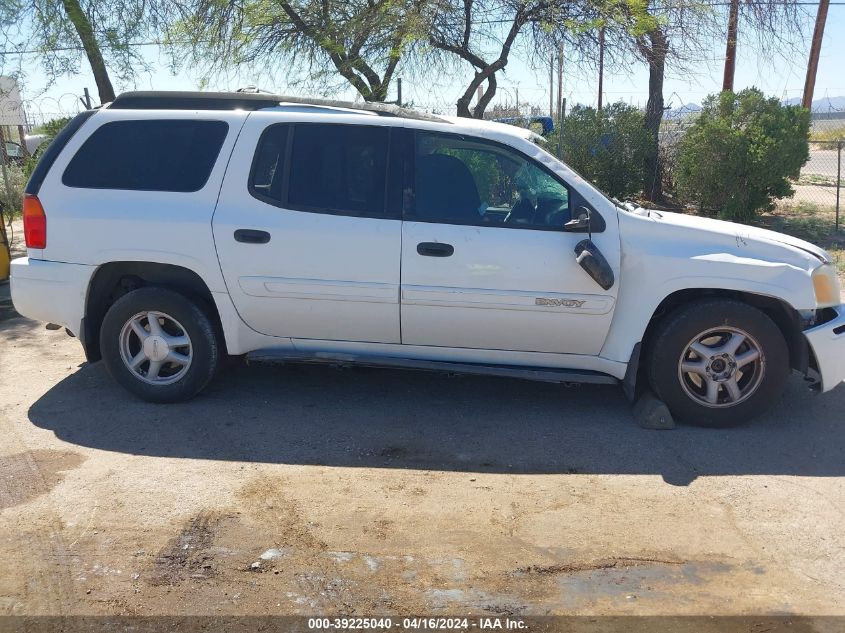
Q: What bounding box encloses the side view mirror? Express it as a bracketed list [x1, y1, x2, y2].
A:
[563, 206, 591, 233]
[574, 238, 615, 291]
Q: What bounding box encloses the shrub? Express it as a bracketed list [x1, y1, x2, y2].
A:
[674, 88, 810, 222]
[0, 164, 26, 217]
[551, 102, 651, 199]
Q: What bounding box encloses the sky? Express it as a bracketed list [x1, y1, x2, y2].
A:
[7, 4, 845, 124]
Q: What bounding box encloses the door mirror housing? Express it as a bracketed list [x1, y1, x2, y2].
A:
[574, 239, 615, 290]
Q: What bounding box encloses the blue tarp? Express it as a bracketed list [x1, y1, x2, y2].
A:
[493, 116, 555, 136]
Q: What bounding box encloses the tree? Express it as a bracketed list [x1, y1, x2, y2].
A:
[425, 0, 552, 118]
[609, 0, 806, 203]
[635, 23, 668, 202]
[424, 0, 613, 119]
[59, 0, 114, 102]
[1, 0, 155, 104]
[722, 0, 739, 90]
[165, 0, 425, 102]
[675, 88, 810, 221]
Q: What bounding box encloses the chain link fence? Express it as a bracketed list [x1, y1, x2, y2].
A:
[795, 140, 843, 230]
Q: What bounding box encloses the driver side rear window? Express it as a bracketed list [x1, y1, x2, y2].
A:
[62, 119, 228, 192]
[249, 122, 397, 219]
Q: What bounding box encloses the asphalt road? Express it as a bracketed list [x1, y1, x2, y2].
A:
[1, 307, 843, 624]
[804, 147, 842, 179]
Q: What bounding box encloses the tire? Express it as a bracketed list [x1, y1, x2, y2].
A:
[99, 287, 220, 403]
[647, 298, 789, 427]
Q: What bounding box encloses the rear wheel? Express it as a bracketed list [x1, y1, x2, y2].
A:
[100, 287, 219, 402]
[647, 299, 790, 427]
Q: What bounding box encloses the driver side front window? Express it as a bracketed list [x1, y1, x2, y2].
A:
[411, 132, 571, 230]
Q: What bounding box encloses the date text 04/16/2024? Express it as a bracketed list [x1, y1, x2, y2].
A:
[307, 617, 528, 630]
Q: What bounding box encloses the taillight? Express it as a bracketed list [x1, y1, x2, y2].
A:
[23, 194, 46, 249]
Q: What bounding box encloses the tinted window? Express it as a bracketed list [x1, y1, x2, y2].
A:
[412, 132, 571, 230]
[250, 124, 289, 202]
[63, 119, 228, 192]
[287, 124, 389, 216]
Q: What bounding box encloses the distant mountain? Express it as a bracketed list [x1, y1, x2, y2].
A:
[782, 96, 845, 112]
[663, 96, 845, 119]
[664, 103, 701, 119]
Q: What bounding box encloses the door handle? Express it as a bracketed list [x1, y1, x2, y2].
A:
[417, 242, 454, 257]
[234, 229, 271, 244]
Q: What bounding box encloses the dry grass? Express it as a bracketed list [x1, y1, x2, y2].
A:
[810, 126, 845, 142]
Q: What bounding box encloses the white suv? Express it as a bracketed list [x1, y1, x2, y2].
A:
[10, 91, 845, 427]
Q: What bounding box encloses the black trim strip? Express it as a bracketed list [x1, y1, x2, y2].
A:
[24, 109, 97, 196]
[246, 348, 619, 385]
[109, 91, 449, 123]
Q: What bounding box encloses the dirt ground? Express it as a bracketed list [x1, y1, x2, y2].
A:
[1, 307, 844, 624]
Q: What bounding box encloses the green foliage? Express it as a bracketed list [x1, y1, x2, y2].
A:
[167, 0, 420, 102]
[2, 1, 155, 103]
[674, 88, 810, 222]
[23, 117, 72, 181]
[551, 102, 650, 199]
[32, 117, 72, 139]
[0, 164, 26, 217]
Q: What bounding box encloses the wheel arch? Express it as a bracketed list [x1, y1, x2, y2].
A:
[82, 261, 223, 362]
[623, 288, 807, 401]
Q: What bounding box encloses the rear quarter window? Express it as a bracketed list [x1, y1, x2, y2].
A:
[62, 119, 229, 192]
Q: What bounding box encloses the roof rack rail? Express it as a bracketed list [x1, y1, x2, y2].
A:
[109, 91, 449, 123]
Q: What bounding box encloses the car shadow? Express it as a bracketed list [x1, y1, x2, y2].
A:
[27, 359, 845, 485]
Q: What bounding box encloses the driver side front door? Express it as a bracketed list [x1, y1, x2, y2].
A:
[399, 130, 620, 355]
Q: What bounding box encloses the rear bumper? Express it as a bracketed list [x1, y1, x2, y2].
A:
[804, 304, 845, 393]
[10, 257, 96, 337]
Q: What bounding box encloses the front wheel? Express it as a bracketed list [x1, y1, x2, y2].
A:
[647, 299, 790, 427]
[100, 287, 220, 403]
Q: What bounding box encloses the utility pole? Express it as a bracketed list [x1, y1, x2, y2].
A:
[803, 0, 830, 109]
[598, 26, 605, 111]
[397, 78, 402, 108]
[557, 48, 563, 121]
[80, 87, 92, 110]
[723, 0, 739, 91]
[557, 48, 564, 158]
[549, 54, 554, 117]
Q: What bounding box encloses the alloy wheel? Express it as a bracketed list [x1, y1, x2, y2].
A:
[118, 310, 193, 385]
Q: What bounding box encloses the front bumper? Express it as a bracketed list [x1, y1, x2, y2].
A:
[10, 257, 96, 337]
[804, 304, 845, 393]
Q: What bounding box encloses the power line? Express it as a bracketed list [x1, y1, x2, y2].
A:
[0, 39, 201, 55]
[1, 0, 844, 55]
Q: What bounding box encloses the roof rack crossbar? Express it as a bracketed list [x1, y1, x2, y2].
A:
[109, 91, 449, 123]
